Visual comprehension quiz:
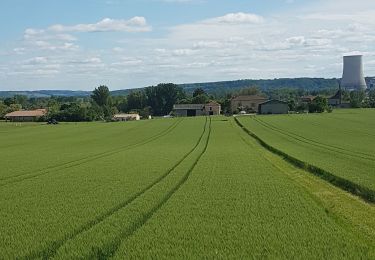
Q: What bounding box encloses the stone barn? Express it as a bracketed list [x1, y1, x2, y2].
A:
[258, 100, 289, 115]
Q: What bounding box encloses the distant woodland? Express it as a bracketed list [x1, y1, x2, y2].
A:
[1, 77, 375, 121]
[0, 77, 349, 98]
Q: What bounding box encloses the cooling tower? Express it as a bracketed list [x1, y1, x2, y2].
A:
[341, 55, 367, 91]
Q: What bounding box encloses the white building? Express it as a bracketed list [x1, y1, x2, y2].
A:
[113, 113, 140, 121]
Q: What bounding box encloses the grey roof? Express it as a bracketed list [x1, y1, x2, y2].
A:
[173, 104, 204, 110]
[259, 100, 288, 106]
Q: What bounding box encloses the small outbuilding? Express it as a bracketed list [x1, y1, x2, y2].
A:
[258, 100, 289, 115]
[113, 113, 140, 121]
[5, 109, 47, 122]
[205, 101, 221, 116]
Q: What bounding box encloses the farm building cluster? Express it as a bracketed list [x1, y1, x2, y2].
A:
[172, 96, 289, 117]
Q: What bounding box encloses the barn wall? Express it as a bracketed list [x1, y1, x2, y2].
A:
[260, 103, 289, 114]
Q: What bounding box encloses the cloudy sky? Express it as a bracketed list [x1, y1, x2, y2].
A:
[0, 0, 374, 91]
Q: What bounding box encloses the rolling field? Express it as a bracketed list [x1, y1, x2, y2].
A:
[0, 114, 374, 259]
[237, 109, 375, 201]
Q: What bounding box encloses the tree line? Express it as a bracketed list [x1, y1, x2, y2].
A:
[1, 83, 375, 122]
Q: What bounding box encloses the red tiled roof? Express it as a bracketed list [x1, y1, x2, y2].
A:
[206, 101, 221, 106]
[5, 109, 47, 117]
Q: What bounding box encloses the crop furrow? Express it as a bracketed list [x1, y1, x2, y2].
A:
[293, 115, 375, 138]
[252, 117, 375, 161]
[0, 119, 182, 187]
[235, 117, 375, 203]
[256, 117, 375, 159]
[0, 120, 176, 182]
[21, 117, 209, 260]
[0, 120, 150, 151]
[87, 117, 212, 260]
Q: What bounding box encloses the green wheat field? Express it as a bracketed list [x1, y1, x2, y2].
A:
[0, 110, 374, 259]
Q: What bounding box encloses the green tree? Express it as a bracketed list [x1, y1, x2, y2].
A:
[368, 90, 375, 108]
[91, 85, 114, 119]
[49, 102, 93, 122]
[350, 90, 365, 108]
[309, 96, 327, 113]
[91, 86, 111, 107]
[217, 94, 232, 114]
[127, 91, 146, 111]
[145, 83, 185, 116]
[116, 97, 128, 112]
[193, 88, 206, 97]
[0, 102, 8, 118]
[288, 99, 297, 111]
[192, 94, 209, 104]
[3, 97, 14, 106]
[14, 95, 28, 108]
[239, 86, 260, 96]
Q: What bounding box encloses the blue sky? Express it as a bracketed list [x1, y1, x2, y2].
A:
[0, 0, 374, 90]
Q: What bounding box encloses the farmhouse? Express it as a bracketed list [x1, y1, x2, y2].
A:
[231, 95, 267, 113]
[173, 102, 221, 117]
[5, 109, 47, 122]
[258, 100, 289, 115]
[113, 113, 140, 121]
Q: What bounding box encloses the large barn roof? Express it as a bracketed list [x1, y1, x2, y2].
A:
[174, 104, 205, 110]
[259, 99, 288, 106]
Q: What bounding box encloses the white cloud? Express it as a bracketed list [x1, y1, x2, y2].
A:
[13, 48, 26, 55]
[23, 57, 48, 65]
[112, 47, 125, 53]
[3, 1, 375, 90]
[48, 17, 151, 33]
[204, 12, 264, 25]
[286, 36, 305, 46]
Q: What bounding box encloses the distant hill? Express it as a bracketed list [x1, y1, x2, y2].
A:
[1, 77, 373, 98]
[0, 90, 91, 98]
[180, 78, 341, 95]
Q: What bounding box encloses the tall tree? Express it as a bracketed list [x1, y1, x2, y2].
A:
[91, 85, 114, 120]
[91, 85, 111, 107]
[145, 83, 185, 116]
[127, 91, 147, 111]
